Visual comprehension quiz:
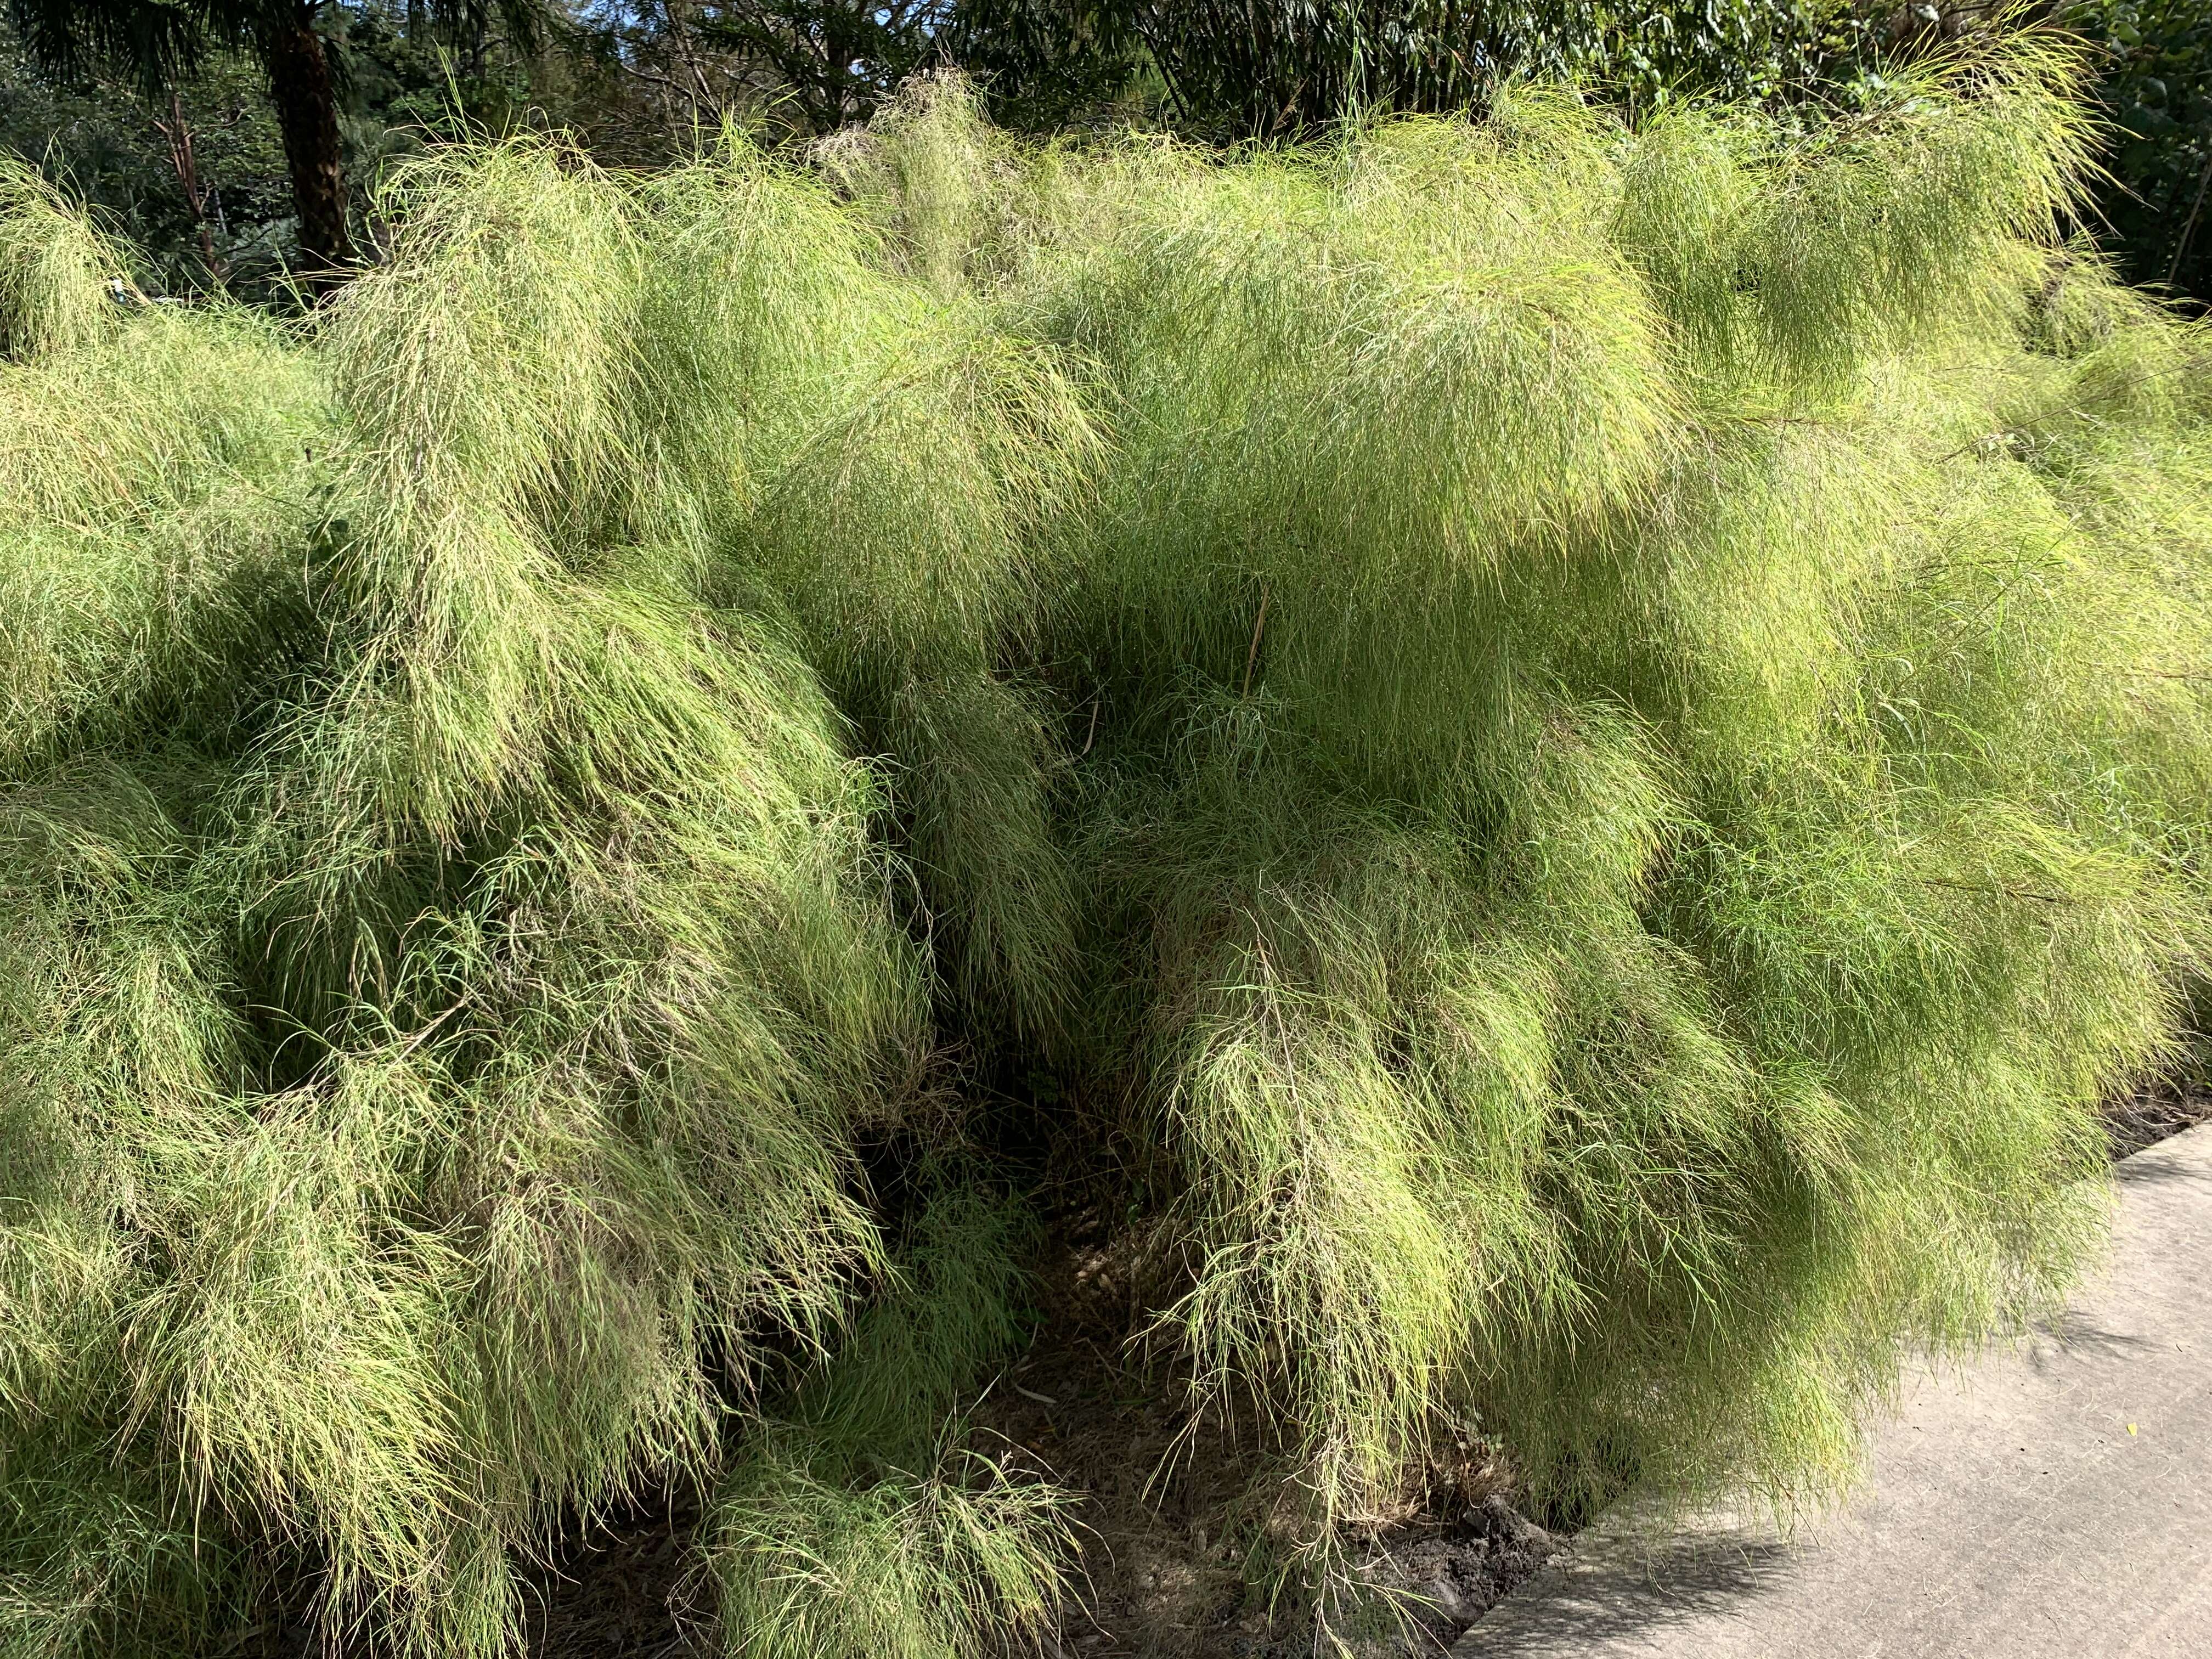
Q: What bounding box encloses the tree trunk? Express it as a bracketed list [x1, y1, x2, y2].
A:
[154, 91, 224, 282]
[259, 7, 353, 285]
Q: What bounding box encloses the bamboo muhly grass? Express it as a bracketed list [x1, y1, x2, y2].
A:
[4, 35, 2211, 1657]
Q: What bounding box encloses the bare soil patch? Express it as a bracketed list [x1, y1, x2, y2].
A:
[960, 1192, 1564, 1659]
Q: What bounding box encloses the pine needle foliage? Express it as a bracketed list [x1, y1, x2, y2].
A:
[3, 32, 2211, 1655]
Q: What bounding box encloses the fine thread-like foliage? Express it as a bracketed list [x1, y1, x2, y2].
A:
[3, 31, 2210, 1657]
[705, 1188, 1077, 1659]
[943, 35, 2207, 1569]
[0, 156, 120, 361]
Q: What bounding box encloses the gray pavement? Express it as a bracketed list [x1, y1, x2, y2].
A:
[1453, 1120, 2212, 1659]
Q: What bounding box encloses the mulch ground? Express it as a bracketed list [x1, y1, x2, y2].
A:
[2102, 1074, 2212, 1160]
[505, 1073, 2212, 1659]
[958, 1193, 1561, 1659]
[523, 1486, 705, 1659]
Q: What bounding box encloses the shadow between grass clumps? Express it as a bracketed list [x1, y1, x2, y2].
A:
[463, 1069, 2210, 1659]
[2101, 1078, 2212, 1161]
[933, 1177, 1574, 1659]
[379, 1078, 2207, 1659]
[499, 1379, 1564, 1659]
[518, 1487, 708, 1659]
[492, 1170, 1576, 1659]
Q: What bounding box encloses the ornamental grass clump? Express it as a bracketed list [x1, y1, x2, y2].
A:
[4, 33, 2211, 1657]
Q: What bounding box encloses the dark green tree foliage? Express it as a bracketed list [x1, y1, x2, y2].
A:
[0, 6, 531, 296]
[4, 32, 2212, 1657]
[950, 1, 1879, 136]
[5, 0, 366, 270]
[0, 18, 296, 289]
[571, 2, 973, 140]
[3, 0, 542, 278]
[689, 1, 948, 129]
[2063, 0, 2212, 297]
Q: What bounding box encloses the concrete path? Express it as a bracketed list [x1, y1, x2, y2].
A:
[1454, 1120, 2212, 1659]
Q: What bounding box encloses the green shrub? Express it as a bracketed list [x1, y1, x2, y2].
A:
[3, 31, 2210, 1655]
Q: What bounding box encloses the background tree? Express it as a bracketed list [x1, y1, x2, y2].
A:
[2059, 0, 2212, 296]
[3, 0, 540, 280]
[691, 1, 945, 130]
[565, 1, 949, 139]
[939, 2, 1880, 139]
[1, 16, 292, 286]
[6, 2, 2208, 300]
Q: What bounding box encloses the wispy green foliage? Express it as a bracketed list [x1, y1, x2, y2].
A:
[3, 30, 2210, 1657]
[710, 1449, 1073, 1659]
[967, 34, 2211, 1565]
[1004, 34, 2208, 1564]
[707, 1188, 1076, 1659]
[0, 155, 120, 358]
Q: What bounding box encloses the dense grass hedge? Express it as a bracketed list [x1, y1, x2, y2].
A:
[4, 33, 2210, 1656]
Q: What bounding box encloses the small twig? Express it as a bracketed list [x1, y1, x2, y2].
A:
[2166, 145, 2212, 290]
[1242, 585, 1272, 699]
[2089, 662, 2212, 682]
[1912, 877, 2070, 906]
[152, 91, 225, 282]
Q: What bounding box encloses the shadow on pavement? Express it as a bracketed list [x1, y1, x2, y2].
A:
[1462, 1522, 1801, 1653]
